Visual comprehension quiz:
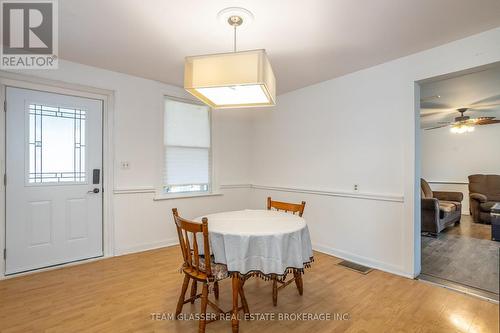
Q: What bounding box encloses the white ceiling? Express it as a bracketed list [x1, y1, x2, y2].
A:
[59, 0, 500, 94]
[420, 64, 500, 129]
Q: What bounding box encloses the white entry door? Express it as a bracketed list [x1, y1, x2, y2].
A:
[5, 87, 103, 274]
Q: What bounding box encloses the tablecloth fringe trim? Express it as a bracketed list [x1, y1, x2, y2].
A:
[178, 257, 314, 284]
[228, 256, 315, 282]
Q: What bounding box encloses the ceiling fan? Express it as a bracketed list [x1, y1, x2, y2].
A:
[424, 107, 500, 132]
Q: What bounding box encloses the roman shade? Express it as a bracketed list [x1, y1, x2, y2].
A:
[164, 98, 210, 190]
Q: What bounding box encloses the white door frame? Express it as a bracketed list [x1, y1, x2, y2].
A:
[0, 71, 115, 278]
[412, 61, 500, 279]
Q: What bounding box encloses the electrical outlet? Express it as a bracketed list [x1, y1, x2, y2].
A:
[353, 184, 359, 192]
[120, 161, 130, 169]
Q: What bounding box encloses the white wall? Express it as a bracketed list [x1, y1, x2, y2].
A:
[250, 27, 500, 277]
[421, 125, 500, 214]
[0, 60, 254, 261]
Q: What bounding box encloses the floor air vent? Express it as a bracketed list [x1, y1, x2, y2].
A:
[337, 260, 373, 274]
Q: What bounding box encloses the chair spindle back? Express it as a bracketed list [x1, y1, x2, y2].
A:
[267, 197, 306, 217]
[172, 208, 211, 276]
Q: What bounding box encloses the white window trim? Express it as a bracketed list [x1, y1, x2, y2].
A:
[153, 191, 222, 201]
[157, 95, 217, 200]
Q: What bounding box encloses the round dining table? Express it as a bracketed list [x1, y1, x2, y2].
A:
[194, 209, 314, 333]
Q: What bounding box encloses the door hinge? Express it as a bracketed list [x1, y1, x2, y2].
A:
[3, 248, 5, 260]
[3, 100, 6, 112]
[3, 174, 5, 186]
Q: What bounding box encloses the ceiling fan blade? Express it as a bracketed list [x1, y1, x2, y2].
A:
[475, 119, 500, 125]
[467, 108, 496, 112]
[424, 124, 449, 130]
[469, 117, 495, 123]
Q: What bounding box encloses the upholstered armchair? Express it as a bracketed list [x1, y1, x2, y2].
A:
[468, 174, 500, 224]
[421, 178, 463, 235]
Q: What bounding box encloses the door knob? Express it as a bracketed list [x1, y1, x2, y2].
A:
[88, 188, 100, 194]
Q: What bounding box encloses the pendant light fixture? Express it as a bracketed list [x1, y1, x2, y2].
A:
[184, 7, 276, 109]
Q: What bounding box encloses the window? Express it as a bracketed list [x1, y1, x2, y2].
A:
[29, 104, 86, 184]
[163, 98, 211, 194]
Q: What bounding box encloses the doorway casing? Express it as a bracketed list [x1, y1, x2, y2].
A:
[0, 72, 115, 278]
[413, 61, 500, 280]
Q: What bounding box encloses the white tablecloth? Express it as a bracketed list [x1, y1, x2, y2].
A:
[194, 209, 313, 278]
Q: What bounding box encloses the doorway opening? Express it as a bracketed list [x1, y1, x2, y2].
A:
[416, 63, 500, 301]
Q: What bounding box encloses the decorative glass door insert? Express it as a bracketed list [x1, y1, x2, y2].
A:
[28, 104, 86, 184]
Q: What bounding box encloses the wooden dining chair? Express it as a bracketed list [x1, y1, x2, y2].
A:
[267, 196, 306, 217]
[172, 208, 249, 333]
[266, 197, 306, 306]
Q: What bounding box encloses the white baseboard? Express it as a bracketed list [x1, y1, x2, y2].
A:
[114, 238, 179, 256]
[313, 242, 413, 279]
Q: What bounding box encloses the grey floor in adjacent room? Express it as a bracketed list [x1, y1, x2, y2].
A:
[421, 215, 500, 294]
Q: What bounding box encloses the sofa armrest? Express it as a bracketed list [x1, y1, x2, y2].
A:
[433, 191, 463, 202]
[421, 198, 439, 211]
[421, 198, 440, 234]
[470, 193, 488, 203]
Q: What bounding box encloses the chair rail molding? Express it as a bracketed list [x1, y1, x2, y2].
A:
[113, 186, 156, 194]
[113, 184, 404, 203]
[250, 184, 404, 203]
[114, 184, 252, 195]
[427, 180, 469, 185]
[219, 184, 252, 189]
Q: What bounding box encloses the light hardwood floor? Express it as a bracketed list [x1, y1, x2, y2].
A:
[0, 246, 498, 333]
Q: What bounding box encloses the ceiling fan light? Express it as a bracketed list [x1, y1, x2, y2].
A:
[450, 124, 474, 134]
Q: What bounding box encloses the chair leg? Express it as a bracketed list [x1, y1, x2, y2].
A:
[198, 282, 209, 333]
[190, 279, 197, 304]
[176, 275, 190, 318]
[213, 281, 219, 300]
[272, 279, 278, 306]
[238, 281, 250, 314]
[293, 272, 304, 295]
[231, 275, 240, 333]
